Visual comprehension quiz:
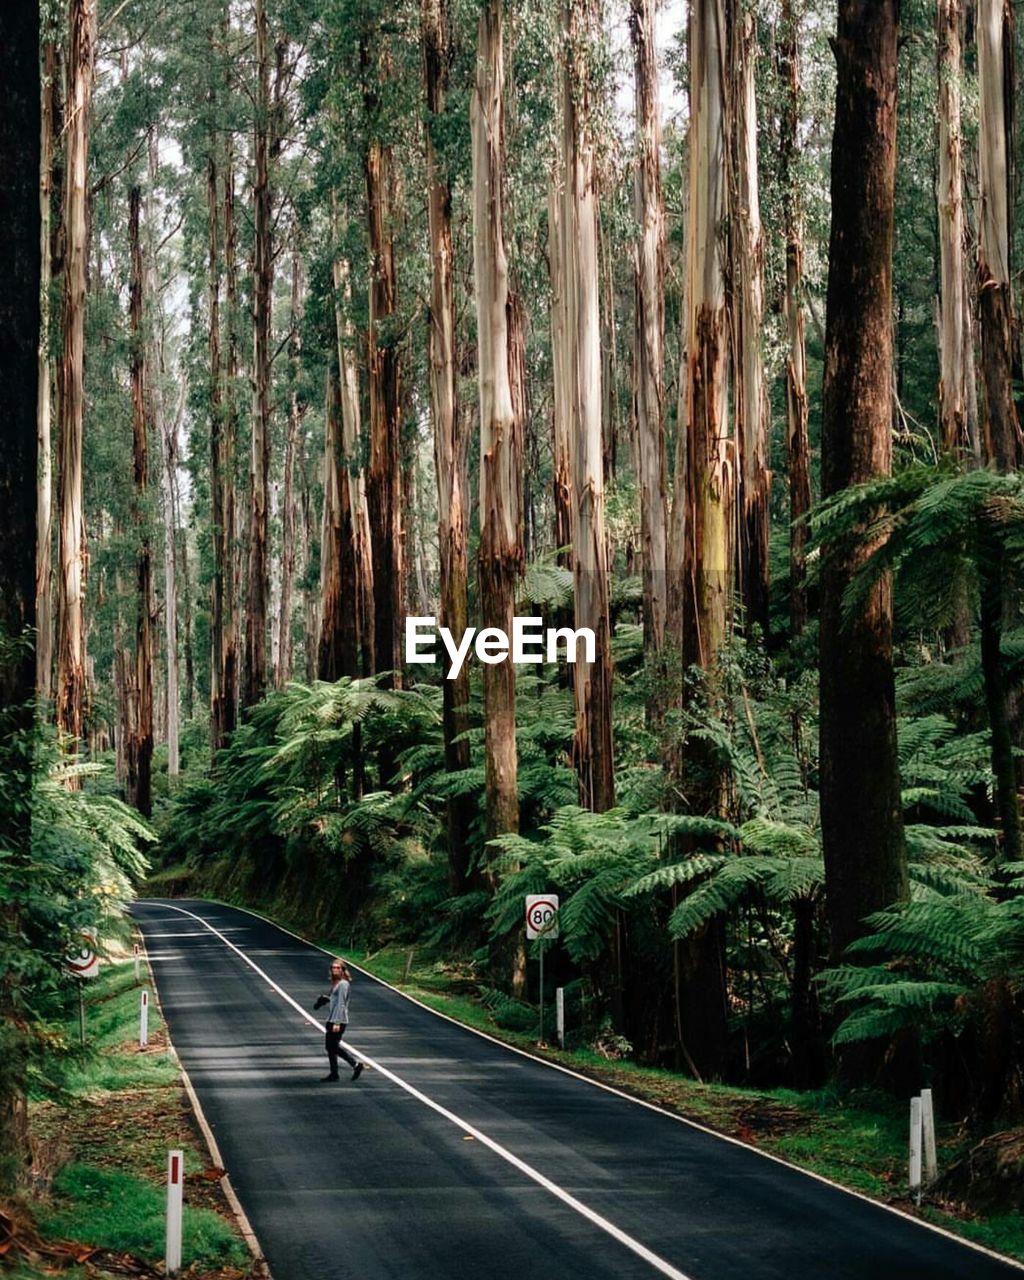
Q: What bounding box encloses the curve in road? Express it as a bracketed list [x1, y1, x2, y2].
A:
[131, 899, 1022, 1280]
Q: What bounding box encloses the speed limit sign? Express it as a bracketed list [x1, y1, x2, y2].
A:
[525, 894, 559, 940]
[67, 930, 99, 980]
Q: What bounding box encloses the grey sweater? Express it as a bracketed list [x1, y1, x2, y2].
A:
[324, 978, 350, 1026]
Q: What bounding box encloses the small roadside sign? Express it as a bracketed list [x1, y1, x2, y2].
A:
[67, 931, 99, 980]
[525, 894, 559, 940]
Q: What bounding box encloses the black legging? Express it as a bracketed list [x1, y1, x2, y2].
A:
[325, 1023, 358, 1074]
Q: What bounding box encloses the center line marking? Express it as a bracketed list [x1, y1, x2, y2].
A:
[145, 901, 696, 1280]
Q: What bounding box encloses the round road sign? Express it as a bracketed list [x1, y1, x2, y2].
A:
[525, 894, 559, 940]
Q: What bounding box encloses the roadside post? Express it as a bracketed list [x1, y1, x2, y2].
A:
[909, 1095, 923, 1204]
[140, 989, 150, 1047]
[525, 895, 559, 1044]
[921, 1087, 937, 1184]
[66, 932, 99, 1046]
[166, 1149, 184, 1275]
[555, 986, 565, 1049]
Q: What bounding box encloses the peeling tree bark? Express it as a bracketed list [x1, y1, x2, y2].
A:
[243, 0, 273, 709]
[729, 6, 770, 637]
[629, 0, 668, 659]
[36, 37, 58, 704]
[665, 0, 733, 1081]
[321, 209, 374, 687]
[937, 0, 972, 456]
[779, 0, 810, 637]
[146, 130, 179, 781]
[276, 250, 304, 689]
[472, 0, 523, 847]
[423, 0, 475, 894]
[56, 0, 97, 766]
[124, 185, 154, 818]
[560, 0, 615, 814]
[363, 37, 404, 688]
[977, 0, 1022, 472]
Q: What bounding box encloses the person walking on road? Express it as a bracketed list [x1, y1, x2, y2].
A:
[314, 957, 365, 1082]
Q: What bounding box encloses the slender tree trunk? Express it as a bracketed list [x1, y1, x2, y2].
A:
[221, 132, 239, 731]
[299, 451, 318, 682]
[560, 0, 615, 813]
[363, 43, 404, 687]
[146, 130, 178, 780]
[548, 181, 574, 567]
[937, 0, 971, 455]
[664, 0, 733, 1080]
[472, 0, 523, 848]
[161, 383, 183, 779]
[977, 0, 1022, 470]
[423, 0, 475, 894]
[778, 0, 810, 637]
[819, 0, 908, 962]
[630, 0, 668, 659]
[207, 109, 231, 752]
[277, 251, 303, 689]
[318, 364, 358, 682]
[979, 535, 1022, 861]
[322, 245, 374, 680]
[730, 6, 770, 637]
[56, 0, 97, 765]
[0, 0, 40, 1192]
[36, 38, 57, 704]
[244, 0, 273, 710]
[125, 186, 154, 818]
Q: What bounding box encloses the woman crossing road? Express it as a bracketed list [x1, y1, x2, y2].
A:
[314, 957, 365, 1082]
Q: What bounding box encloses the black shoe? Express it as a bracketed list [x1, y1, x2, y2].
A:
[351, 1062, 364, 1081]
[320, 1073, 339, 1082]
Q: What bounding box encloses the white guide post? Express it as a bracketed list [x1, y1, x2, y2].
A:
[556, 987, 565, 1049]
[921, 1087, 937, 1184]
[909, 1095, 923, 1203]
[166, 1148, 184, 1274]
[140, 989, 149, 1047]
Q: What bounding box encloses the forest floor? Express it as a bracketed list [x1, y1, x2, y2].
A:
[2, 951, 263, 1280]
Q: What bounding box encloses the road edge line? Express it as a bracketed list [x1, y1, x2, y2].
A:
[199, 896, 1024, 1276]
[134, 924, 269, 1272]
[139, 902, 694, 1280]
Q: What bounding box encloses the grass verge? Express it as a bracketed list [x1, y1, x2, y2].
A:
[19, 951, 253, 1278]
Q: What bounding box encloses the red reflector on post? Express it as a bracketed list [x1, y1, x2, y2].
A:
[171, 1154, 180, 1184]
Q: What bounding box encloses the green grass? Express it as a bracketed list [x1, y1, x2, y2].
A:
[24, 952, 251, 1276]
[36, 1163, 248, 1270]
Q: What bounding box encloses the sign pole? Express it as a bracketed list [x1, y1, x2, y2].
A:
[539, 938, 545, 1045]
[921, 1087, 937, 1184]
[909, 1096, 923, 1204]
[556, 986, 565, 1048]
[78, 983, 86, 1047]
[166, 1149, 184, 1275]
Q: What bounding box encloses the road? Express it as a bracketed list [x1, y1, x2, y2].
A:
[131, 899, 1019, 1280]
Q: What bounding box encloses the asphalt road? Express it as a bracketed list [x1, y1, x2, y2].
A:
[131, 898, 1020, 1280]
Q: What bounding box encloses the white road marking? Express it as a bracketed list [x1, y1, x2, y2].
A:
[146, 900, 1024, 1277]
[145, 901, 696, 1280]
